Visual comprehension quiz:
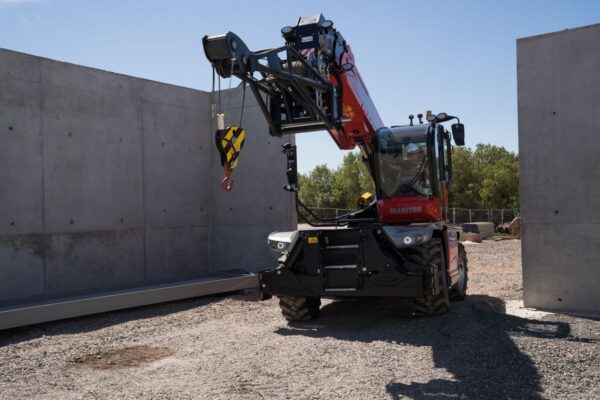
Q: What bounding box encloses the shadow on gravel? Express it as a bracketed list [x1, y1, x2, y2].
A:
[0, 290, 253, 347]
[276, 295, 571, 399]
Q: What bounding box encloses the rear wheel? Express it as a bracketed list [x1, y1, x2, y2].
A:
[409, 240, 449, 316]
[450, 242, 468, 301]
[278, 296, 321, 322]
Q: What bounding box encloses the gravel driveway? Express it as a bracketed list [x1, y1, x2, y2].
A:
[1, 240, 598, 399]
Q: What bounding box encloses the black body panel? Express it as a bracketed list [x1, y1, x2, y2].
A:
[260, 228, 426, 299]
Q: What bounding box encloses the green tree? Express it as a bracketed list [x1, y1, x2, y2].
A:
[298, 164, 340, 208]
[448, 147, 479, 208]
[449, 144, 520, 208]
[299, 152, 375, 209]
[473, 144, 519, 208]
[333, 152, 375, 208]
[300, 144, 520, 210]
[479, 157, 520, 208]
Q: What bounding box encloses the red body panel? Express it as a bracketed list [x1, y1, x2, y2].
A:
[327, 46, 384, 150]
[440, 182, 449, 221]
[377, 196, 442, 224]
[445, 229, 460, 284]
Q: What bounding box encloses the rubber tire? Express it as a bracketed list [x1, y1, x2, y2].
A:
[450, 242, 468, 301]
[409, 239, 450, 316]
[278, 296, 321, 322]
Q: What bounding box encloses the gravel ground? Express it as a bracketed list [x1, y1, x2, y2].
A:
[1, 239, 598, 399]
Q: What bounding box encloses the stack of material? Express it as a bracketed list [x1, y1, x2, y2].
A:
[496, 217, 521, 237]
[461, 222, 495, 239]
[508, 217, 521, 236]
[462, 232, 483, 243]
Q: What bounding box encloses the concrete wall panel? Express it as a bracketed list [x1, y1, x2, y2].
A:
[0, 76, 44, 236]
[42, 84, 144, 233]
[518, 24, 600, 316]
[136, 79, 204, 110]
[0, 234, 45, 305]
[0, 48, 294, 310]
[44, 230, 145, 297]
[518, 25, 600, 226]
[0, 48, 40, 82]
[522, 223, 600, 316]
[211, 226, 277, 273]
[145, 226, 209, 282]
[41, 58, 135, 98]
[142, 101, 210, 229]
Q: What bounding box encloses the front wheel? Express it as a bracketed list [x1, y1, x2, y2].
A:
[409, 240, 449, 316]
[278, 296, 321, 322]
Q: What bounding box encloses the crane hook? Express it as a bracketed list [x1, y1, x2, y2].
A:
[221, 167, 234, 192]
[216, 125, 245, 192]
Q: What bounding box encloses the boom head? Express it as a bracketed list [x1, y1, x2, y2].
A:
[202, 15, 383, 147]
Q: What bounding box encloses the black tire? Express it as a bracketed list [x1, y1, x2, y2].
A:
[409, 239, 449, 316]
[278, 296, 321, 322]
[450, 242, 468, 301]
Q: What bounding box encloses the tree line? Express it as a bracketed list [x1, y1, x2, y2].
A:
[298, 144, 519, 210]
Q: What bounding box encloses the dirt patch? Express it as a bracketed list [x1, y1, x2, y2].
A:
[69, 345, 173, 370]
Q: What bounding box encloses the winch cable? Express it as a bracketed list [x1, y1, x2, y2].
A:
[239, 79, 246, 127]
[218, 67, 221, 113]
[211, 61, 249, 192]
[211, 65, 223, 120]
[211, 66, 216, 118]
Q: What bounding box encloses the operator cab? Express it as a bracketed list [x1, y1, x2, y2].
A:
[375, 125, 432, 199]
[373, 116, 463, 224]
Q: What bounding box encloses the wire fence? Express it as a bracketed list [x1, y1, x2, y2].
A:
[298, 207, 520, 226]
[450, 208, 520, 225]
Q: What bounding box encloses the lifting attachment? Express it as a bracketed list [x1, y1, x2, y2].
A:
[215, 124, 245, 192]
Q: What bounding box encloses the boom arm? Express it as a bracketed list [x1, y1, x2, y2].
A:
[203, 14, 384, 153]
[203, 14, 466, 227]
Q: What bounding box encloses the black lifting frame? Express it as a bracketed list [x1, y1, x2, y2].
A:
[203, 31, 343, 137]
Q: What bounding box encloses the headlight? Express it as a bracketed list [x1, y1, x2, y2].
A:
[402, 235, 425, 245]
[382, 225, 435, 249]
[268, 231, 299, 252]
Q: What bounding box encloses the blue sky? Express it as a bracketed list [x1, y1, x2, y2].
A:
[2, 0, 599, 172]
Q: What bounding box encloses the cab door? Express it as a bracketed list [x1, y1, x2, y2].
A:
[437, 125, 459, 282]
[446, 229, 460, 284]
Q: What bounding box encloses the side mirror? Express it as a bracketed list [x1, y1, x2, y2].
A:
[451, 123, 465, 146]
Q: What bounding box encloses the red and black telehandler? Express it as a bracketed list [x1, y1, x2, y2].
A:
[203, 14, 468, 321]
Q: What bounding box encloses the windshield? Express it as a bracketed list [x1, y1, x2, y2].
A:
[376, 127, 432, 198]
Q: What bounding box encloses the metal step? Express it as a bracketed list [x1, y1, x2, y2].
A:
[324, 264, 357, 270]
